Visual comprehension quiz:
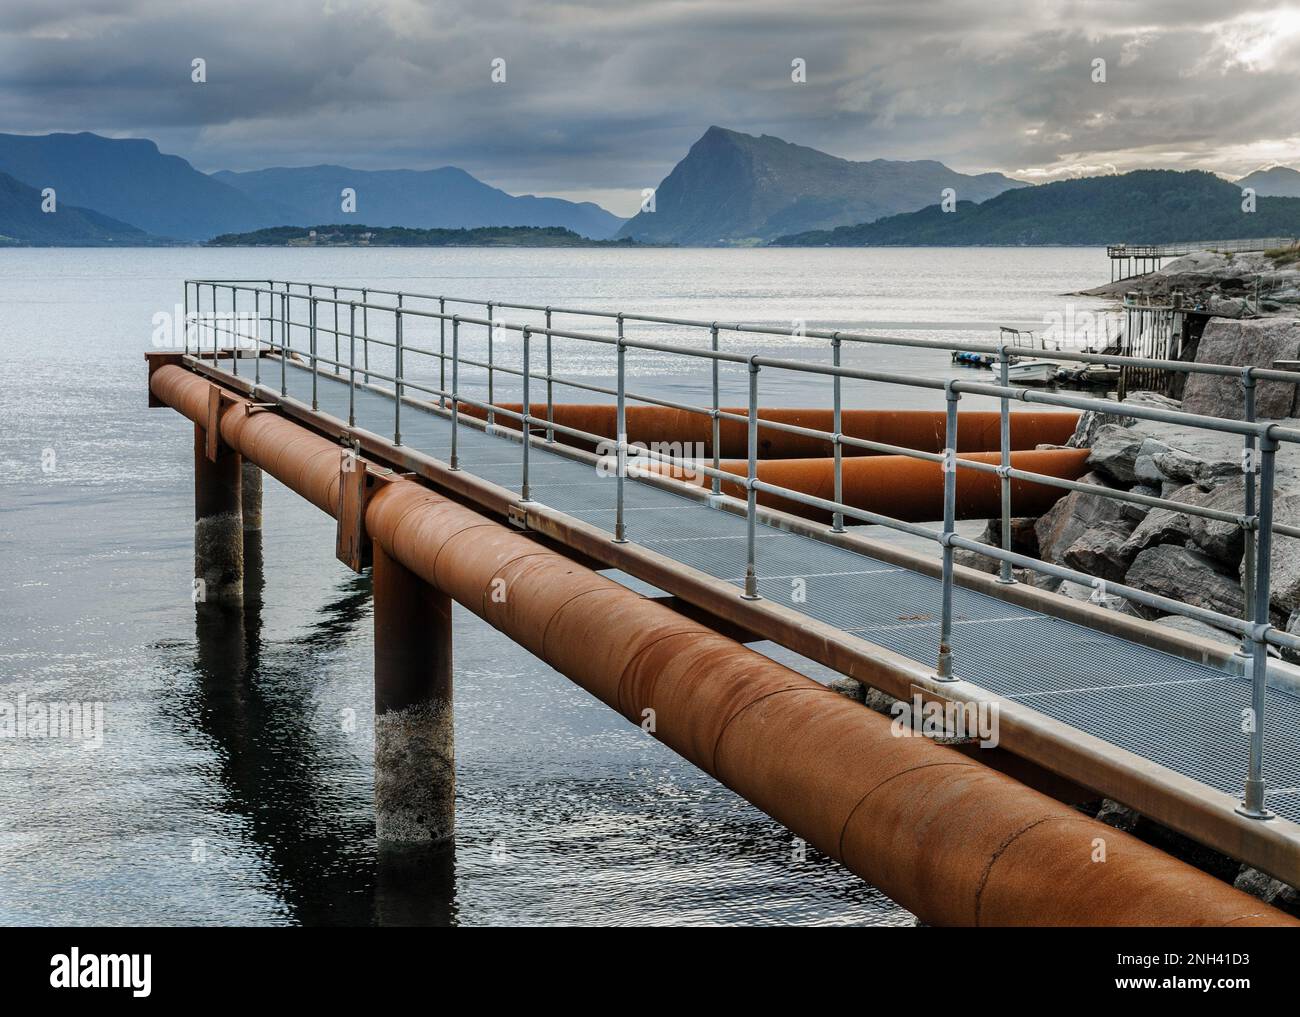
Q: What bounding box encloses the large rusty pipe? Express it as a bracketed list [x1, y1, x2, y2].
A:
[654, 448, 1090, 523]
[467, 403, 1080, 459]
[148, 365, 1294, 926]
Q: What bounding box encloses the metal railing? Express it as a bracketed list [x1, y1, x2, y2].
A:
[1108, 237, 1298, 259]
[181, 277, 1300, 821]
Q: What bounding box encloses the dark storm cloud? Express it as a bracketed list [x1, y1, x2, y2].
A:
[2, 0, 1299, 214]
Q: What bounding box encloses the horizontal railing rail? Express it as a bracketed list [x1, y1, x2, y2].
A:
[1107, 237, 1298, 259]
[182, 277, 1300, 822]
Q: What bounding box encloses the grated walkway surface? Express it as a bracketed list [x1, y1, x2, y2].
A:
[255, 358, 1300, 824]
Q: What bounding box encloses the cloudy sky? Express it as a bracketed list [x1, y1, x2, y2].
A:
[3, 0, 1300, 215]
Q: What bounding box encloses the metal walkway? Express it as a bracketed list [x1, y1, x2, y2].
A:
[262, 357, 1300, 827]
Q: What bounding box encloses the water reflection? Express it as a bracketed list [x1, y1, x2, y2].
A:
[188, 557, 457, 926]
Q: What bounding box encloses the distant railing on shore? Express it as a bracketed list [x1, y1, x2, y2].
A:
[1107, 237, 1298, 260]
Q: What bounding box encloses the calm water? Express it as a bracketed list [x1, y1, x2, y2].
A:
[0, 247, 1107, 926]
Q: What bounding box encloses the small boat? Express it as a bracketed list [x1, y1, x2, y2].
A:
[1007, 358, 1060, 384]
[1056, 363, 1120, 385]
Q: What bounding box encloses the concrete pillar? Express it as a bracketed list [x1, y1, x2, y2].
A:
[372, 542, 454, 843]
[194, 422, 243, 604]
[241, 461, 263, 533]
[240, 462, 264, 608]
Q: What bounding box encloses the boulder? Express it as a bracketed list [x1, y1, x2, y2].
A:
[1182, 319, 1300, 420]
[1251, 493, 1300, 615]
[1185, 477, 1248, 566]
[1120, 483, 1200, 557]
[1062, 521, 1139, 582]
[1034, 471, 1129, 563]
[1234, 867, 1300, 917]
[1153, 614, 1239, 647]
[1125, 544, 1245, 620]
[1124, 484, 1162, 522]
[1067, 391, 1180, 449]
[1086, 424, 1150, 485]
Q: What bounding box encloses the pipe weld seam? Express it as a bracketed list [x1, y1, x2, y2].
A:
[972, 814, 1071, 927]
[708, 685, 835, 778]
[482, 550, 555, 614]
[836, 760, 980, 862]
[539, 585, 640, 660]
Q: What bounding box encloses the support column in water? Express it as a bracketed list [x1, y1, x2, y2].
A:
[372, 542, 455, 842]
[193, 422, 244, 604]
[240, 461, 263, 534]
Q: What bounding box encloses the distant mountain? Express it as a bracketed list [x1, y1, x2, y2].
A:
[616, 126, 1028, 246]
[0, 171, 153, 245]
[1238, 165, 1300, 198]
[0, 132, 284, 241]
[213, 165, 625, 239]
[206, 224, 638, 247]
[772, 170, 1300, 246]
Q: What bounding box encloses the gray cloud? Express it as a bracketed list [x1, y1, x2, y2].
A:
[2, 0, 1299, 215]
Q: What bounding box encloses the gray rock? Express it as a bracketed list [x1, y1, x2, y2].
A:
[1185, 478, 1248, 566]
[1234, 866, 1300, 916]
[1034, 471, 1128, 562]
[1067, 391, 1181, 449]
[827, 677, 865, 702]
[1182, 319, 1300, 420]
[1125, 544, 1245, 620]
[1252, 494, 1300, 615]
[1086, 424, 1149, 485]
[1154, 614, 1239, 647]
[1125, 484, 1162, 522]
[1120, 483, 1201, 557]
[863, 687, 900, 716]
[1062, 521, 1139, 582]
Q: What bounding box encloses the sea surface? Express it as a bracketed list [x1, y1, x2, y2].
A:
[0, 247, 1108, 925]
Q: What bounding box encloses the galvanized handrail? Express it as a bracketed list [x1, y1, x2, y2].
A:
[183, 278, 1300, 820]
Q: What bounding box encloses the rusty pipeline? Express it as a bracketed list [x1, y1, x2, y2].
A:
[149, 363, 1295, 927]
[466, 403, 1080, 459]
[647, 447, 1090, 523]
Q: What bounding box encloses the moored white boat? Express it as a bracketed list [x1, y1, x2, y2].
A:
[1007, 358, 1059, 384]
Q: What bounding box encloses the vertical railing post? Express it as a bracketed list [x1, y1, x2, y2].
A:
[253, 288, 262, 387]
[210, 283, 218, 355]
[279, 291, 288, 398]
[1241, 368, 1258, 645]
[362, 288, 370, 384]
[614, 325, 628, 544]
[711, 324, 721, 495]
[520, 326, 532, 502]
[394, 307, 403, 446]
[310, 295, 319, 410]
[449, 316, 461, 471]
[831, 332, 844, 533]
[936, 382, 960, 680]
[332, 287, 340, 374]
[1238, 429, 1277, 820]
[545, 307, 555, 443]
[742, 357, 761, 600]
[997, 346, 1015, 584]
[486, 301, 495, 429]
[230, 287, 240, 378]
[183, 280, 191, 356]
[348, 302, 357, 428]
[438, 298, 447, 410]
